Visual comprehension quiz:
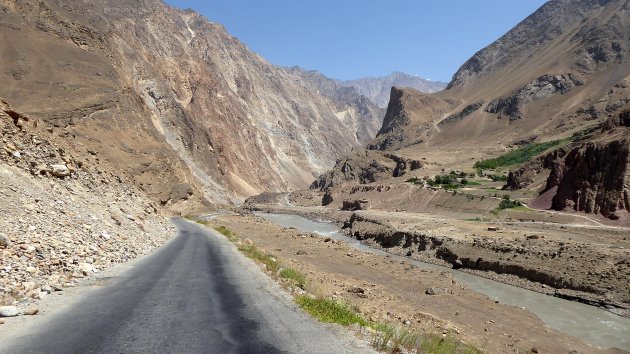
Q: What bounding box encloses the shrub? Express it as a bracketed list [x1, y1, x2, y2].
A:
[499, 196, 522, 209]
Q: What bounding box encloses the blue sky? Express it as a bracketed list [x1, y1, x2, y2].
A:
[164, 0, 548, 82]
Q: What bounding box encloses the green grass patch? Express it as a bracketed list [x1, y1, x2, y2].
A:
[474, 139, 568, 170]
[214, 225, 238, 241]
[237, 243, 280, 273]
[295, 296, 368, 327]
[508, 205, 532, 212]
[280, 267, 306, 289]
[372, 324, 483, 354]
[462, 180, 482, 186]
[214, 225, 279, 272]
[464, 217, 489, 222]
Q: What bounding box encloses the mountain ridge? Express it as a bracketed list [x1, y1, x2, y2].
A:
[0, 0, 389, 207]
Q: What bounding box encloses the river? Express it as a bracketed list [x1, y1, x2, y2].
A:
[256, 212, 630, 351]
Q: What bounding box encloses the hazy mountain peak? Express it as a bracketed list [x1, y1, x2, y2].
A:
[341, 72, 447, 108]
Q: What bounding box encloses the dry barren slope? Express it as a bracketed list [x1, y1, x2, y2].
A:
[0, 0, 383, 206]
[371, 0, 630, 153]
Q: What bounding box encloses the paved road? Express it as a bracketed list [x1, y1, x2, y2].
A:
[0, 219, 373, 354]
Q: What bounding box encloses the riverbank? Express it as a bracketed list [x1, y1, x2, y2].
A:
[246, 203, 630, 318]
[212, 212, 624, 353]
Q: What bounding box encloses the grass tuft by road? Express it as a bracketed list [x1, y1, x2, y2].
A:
[296, 296, 368, 327]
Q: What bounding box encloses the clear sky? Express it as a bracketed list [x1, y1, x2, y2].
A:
[163, 0, 548, 83]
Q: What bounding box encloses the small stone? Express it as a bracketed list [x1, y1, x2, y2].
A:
[295, 250, 307, 255]
[0, 233, 10, 248]
[41, 284, 52, 294]
[23, 308, 39, 316]
[0, 318, 5, 324]
[426, 287, 451, 295]
[78, 263, 97, 275]
[49, 164, 71, 177]
[0, 306, 19, 317]
[531, 347, 539, 353]
[348, 287, 365, 294]
[12, 151, 21, 158]
[26, 266, 37, 274]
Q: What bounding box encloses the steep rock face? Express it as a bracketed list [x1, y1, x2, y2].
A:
[367, 87, 453, 151]
[340, 72, 446, 108]
[548, 126, 630, 219]
[286, 67, 385, 144]
[0, 0, 380, 205]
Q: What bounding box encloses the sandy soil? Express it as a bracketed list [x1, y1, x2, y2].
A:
[212, 213, 623, 354]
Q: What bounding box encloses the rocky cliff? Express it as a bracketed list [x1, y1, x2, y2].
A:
[0, 0, 383, 206]
[507, 111, 630, 220]
[285, 67, 385, 144]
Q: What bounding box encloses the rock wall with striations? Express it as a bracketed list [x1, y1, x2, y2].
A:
[0, 0, 384, 206]
[548, 111, 630, 219]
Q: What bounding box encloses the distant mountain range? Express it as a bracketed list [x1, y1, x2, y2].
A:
[290, 68, 446, 108]
[340, 72, 447, 108]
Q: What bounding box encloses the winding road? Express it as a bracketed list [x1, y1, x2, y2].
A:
[0, 219, 372, 354]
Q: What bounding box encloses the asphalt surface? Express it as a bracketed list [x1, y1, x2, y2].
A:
[0, 218, 373, 354]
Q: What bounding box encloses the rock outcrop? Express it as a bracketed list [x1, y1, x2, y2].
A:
[484, 74, 584, 121]
[367, 87, 453, 151]
[438, 101, 484, 126]
[310, 149, 422, 191]
[547, 119, 630, 219]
